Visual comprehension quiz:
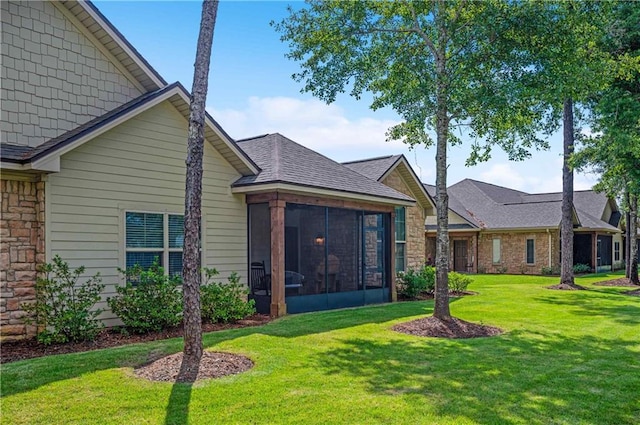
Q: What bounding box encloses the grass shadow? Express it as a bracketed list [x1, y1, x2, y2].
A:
[163, 357, 199, 425]
[312, 330, 640, 424]
[1, 299, 436, 398]
[533, 289, 640, 326]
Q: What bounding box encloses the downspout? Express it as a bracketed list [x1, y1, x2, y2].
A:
[547, 228, 552, 268]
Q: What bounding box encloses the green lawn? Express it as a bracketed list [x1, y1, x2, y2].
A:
[2, 273, 639, 425]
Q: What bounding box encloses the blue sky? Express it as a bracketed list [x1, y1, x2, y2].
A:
[94, 0, 599, 193]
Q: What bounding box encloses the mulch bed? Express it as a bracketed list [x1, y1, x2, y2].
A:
[547, 283, 588, 290]
[397, 290, 477, 302]
[393, 316, 503, 339]
[134, 351, 254, 383]
[0, 314, 271, 364]
[593, 277, 639, 287]
[624, 289, 640, 296]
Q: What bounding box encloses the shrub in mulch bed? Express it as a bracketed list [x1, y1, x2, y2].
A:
[0, 314, 271, 364]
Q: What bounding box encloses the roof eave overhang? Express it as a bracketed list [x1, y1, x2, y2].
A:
[232, 182, 416, 207]
[1, 157, 60, 173]
[425, 228, 480, 233]
[575, 227, 623, 234]
[18, 85, 259, 176]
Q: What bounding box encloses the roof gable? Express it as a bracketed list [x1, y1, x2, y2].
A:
[344, 154, 435, 212]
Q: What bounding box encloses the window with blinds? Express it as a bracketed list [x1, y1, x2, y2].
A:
[125, 211, 184, 277]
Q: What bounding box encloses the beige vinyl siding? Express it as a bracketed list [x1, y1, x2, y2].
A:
[425, 210, 470, 226]
[47, 101, 247, 325]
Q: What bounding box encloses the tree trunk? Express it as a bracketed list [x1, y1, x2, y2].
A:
[629, 195, 639, 285]
[433, 1, 451, 320]
[181, 0, 219, 378]
[560, 98, 575, 286]
[625, 189, 632, 279]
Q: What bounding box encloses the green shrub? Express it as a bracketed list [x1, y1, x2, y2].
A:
[396, 265, 435, 299]
[573, 263, 592, 274]
[541, 265, 560, 275]
[448, 272, 472, 293]
[201, 268, 256, 323]
[22, 255, 104, 345]
[108, 260, 182, 334]
[494, 265, 508, 274]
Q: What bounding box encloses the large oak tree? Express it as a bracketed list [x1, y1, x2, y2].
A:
[275, 0, 552, 322]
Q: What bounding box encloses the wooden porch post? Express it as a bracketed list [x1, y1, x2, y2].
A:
[389, 210, 397, 302]
[269, 199, 286, 317]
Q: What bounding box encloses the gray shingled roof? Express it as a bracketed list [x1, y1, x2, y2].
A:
[233, 134, 415, 203]
[443, 179, 619, 231]
[0, 144, 33, 162]
[342, 155, 401, 181]
[423, 183, 479, 228]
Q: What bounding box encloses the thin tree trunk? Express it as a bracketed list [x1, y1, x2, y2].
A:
[560, 98, 575, 286]
[625, 189, 632, 279]
[433, 1, 451, 320]
[629, 195, 639, 285]
[181, 0, 219, 378]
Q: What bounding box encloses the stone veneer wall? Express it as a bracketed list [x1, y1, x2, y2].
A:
[477, 230, 560, 275]
[382, 169, 426, 270]
[1, 179, 45, 340]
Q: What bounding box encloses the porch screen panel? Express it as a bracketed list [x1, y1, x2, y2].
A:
[285, 204, 326, 295]
[327, 208, 360, 293]
[249, 203, 271, 272]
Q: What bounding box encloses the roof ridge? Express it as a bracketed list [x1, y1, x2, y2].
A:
[341, 154, 397, 164]
[236, 134, 270, 143]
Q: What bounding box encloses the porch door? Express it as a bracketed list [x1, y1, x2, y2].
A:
[453, 240, 468, 272]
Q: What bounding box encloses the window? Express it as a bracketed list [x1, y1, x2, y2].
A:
[125, 212, 184, 276]
[614, 241, 620, 262]
[395, 207, 406, 273]
[492, 238, 501, 263]
[526, 238, 535, 264]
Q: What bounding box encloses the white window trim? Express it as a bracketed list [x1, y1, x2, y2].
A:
[526, 238, 535, 265]
[492, 238, 501, 264]
[118, 206, 206, 283]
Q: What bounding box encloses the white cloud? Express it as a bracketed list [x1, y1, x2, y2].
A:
[208, 96, 406, 162]
[477, 160, 599, 194]
[208, 96, 600, 193]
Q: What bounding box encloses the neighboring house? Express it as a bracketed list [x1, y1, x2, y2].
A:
[343, 155, 435, 273]
[0, 1, 421, 339]
[424, 179, 624, 275]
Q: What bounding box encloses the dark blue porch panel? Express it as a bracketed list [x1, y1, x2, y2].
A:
[285, 288, 389, 314]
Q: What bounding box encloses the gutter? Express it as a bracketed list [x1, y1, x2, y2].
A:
[547, 228, 552, 267]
